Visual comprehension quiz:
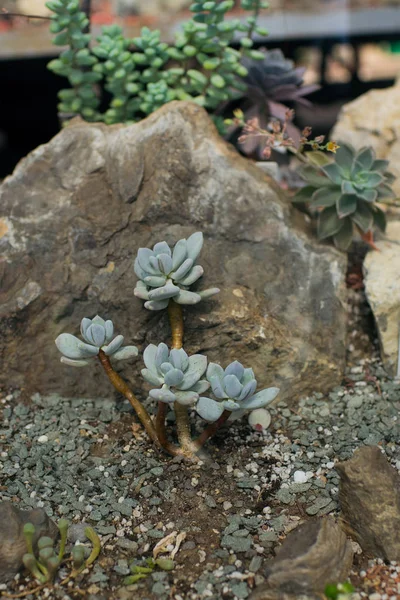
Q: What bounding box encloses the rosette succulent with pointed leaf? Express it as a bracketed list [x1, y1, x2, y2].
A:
[134, 232, 219, 310]
[55, 315, 138, 366]
[196, 360, 280, 422]
[293, 142, 396, 250]
[141, 343, 209, 406]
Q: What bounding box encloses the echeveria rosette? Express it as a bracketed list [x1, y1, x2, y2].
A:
[196, 360, 280, 422]
[294, 142, 396, 251]
[134, 232, 219, 310]
[141, 343, 210, 406]
[55, 315, 138, 367]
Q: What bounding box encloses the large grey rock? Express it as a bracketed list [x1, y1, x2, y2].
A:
[249, 517, 353, 599]
[363, 221, 400, 377]
[0, 102, 347, 402]
[0, 502, 58, 582]
[337, 445, 400, 561]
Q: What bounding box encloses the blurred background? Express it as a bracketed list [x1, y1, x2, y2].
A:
[1, 0, 400, 177]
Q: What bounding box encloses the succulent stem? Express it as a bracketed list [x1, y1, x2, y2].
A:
[58, 518, 69, 562]
[167, 300, 199, 457]
[83, 527, 101, 568]
[195, 410, 231, 450]
[22, 554, 47, 584]
[168, 300, 184, 350]
[97, 350, 163, 451]
[23, 523, 36, 556]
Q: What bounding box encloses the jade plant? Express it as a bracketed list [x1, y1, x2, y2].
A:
[46, 0, 269, 124]
[55, 232, 279, 458]
[293, 142, 396, 250]
[22, 519, 101, 585]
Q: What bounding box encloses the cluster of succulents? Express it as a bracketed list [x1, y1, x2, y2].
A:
[91, 25, 172, 125]
[293, 142, 395, 250]
[134, 232, 219, 310]
[55, 315, 138, 366]
[140, 344, 279, 421]
[46, 0, 101, 121]
[55, 231, 280, 456]
[23, 519, 100, 584]
[46, 0, 269, 123]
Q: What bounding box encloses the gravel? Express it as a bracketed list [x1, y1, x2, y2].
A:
[1, 356, 400, 598]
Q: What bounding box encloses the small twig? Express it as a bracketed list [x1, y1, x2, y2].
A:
[2, 585, 47, 599]
[1, 8, 53, 20]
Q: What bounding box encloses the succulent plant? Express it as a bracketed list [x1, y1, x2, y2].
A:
[141, 343, 209, 406]
[55, 315, 138, 366]
[47, 0, 269, 125]
[134, 232, 219, 310]
[224, 48, 319, 156]
[46, 0, 101, 121]
[195, 360, 279, 422]
[293, 142, 395, 250]
[23, 519, 100, 584]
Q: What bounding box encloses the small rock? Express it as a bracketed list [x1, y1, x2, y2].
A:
[336, 445, 400, 561]
[293, 471, 309, 484]
[254, 517, 353, 597]
[0, 502, 58, 582]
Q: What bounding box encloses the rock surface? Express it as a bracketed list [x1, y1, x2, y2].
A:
[0, 101, 347, 401]
[249, 517, 353, 599]
[0, 502, 58, 582]
[363, 222, 400, 377]
[332, 80, 400, 197]
[337, 445, 400, 561]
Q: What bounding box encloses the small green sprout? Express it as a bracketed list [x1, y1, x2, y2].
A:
[123, 557, 175, 585]
[325, 581, 355, 600]
[22, 519, 101, 584]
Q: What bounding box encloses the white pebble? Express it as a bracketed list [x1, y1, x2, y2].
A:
[223, 502, 232, 511]
[293, 470, 308, 484]
[326, 461, 335, 469]
[37, 435, 48, 443]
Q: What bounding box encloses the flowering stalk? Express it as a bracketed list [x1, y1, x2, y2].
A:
[227, 108, 339, 161]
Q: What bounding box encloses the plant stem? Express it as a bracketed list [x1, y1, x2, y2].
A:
[97, 350, 162, 451]
[195, 410, 231, 450]
[167, 300, 199, 456]
[168, 300, 184, 350]
[81, 0, 91, 34]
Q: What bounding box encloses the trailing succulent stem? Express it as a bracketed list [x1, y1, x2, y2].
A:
[55, 232, 280, 458]
[46, 0, 269, 124]
[46, 0, 101, 121]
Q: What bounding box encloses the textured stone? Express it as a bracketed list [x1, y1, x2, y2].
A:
[0, 501, 58, 582]
[336, 445, 400, 561]
[249, 517, 353, 599]
[332, 79, 400, 197]
[0, 102, 347, 402]
[363, 222, 400, 377]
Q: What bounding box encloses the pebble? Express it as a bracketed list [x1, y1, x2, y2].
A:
[293, 470, 309, 483]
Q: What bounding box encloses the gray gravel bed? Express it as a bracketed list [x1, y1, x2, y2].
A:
[1, 358, 400, 599]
